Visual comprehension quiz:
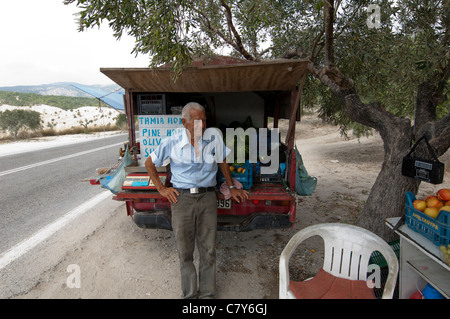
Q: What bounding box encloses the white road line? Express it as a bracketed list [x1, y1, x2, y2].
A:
[0, 191, 111, 270]
[0, 141, 124, 177]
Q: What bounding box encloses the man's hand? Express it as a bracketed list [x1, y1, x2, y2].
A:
[145, 156, 179, 203]
[218, 161, 249, 203]
[230, 187, 249, 204]
[158, 186, 180, 203]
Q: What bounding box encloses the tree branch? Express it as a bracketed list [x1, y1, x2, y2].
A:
[306, 60, 412, 145]
[324, 0, 334, 65]
[306, 60, 353, 93]
[197, 11, 237, 50]
[283, 48, 308, 59]
[417, 112, 450, 157]
[257, 46, 273, 59]
[334, 5, 364, 39]
[414, 64, 449, 138]
[310, 29, 325, 61]
[219, 0, 255, 61]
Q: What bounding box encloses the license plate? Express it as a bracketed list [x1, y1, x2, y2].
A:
[217, 199, 231, 209]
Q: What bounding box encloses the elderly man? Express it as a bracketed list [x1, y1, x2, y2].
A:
[145, 102, 248, 299]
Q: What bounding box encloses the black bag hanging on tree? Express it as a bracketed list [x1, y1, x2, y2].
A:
[401, 136, 445, 184]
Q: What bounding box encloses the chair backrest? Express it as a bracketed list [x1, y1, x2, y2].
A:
[279, 223, 399, 299]
[319, 223, 390, 280]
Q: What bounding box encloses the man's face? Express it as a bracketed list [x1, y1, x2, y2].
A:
[182, 108, 206, 141]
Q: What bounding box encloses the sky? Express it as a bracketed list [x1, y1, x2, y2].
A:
[0, 0, 150, 87]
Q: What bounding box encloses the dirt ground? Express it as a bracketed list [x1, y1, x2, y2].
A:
[13, 113, 450, 299]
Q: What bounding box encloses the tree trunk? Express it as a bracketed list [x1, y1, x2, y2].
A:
[358, 82, 449, 240]
[358, 158, 420, 241]
[342, 93, 418, 241]
[324, 0, 334, 65]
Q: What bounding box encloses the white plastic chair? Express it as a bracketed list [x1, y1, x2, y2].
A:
[279, 223, 399, 299]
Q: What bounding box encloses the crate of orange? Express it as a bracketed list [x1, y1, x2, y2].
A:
[217, 161, 253, 189]
[405, 189, 450, 246]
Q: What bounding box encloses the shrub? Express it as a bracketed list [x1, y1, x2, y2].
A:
[0, 109, 41, 140]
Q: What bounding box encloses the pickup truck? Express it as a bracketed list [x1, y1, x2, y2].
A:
[95, 56, 309, 231]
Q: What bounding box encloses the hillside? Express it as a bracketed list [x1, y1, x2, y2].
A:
[0, 104, 121, 137]
[0, 82, 121, 98]
[0, 91, 99, 110]
[0, 85, 123, 137]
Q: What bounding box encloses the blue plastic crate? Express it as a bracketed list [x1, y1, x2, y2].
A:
[217, 161, 253, 189]
[405, 191, 450, 246]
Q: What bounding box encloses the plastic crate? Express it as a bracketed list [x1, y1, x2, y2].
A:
[260, 172, 282, 182]
[253, 161, 283, 183]
[369, 239, 400, 269]
[217, 161, 253, 189]
[405, 191, 450, 246]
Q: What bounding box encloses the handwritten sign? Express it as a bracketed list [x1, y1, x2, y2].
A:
[139, 115, 184, 164]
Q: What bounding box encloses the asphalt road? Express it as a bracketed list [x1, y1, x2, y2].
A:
[0, 133, 128, 254]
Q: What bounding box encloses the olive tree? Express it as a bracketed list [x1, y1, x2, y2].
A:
[0, 109, 41, 140]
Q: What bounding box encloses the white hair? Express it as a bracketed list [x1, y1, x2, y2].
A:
[182, 102, 205, 121]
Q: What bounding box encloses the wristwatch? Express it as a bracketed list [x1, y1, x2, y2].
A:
[229, 185, 236, 189]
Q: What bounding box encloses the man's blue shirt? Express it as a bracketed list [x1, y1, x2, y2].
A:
[150, 128, 230, 189]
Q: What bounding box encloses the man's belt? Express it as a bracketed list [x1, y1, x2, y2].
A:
[176, 187, 216, 194]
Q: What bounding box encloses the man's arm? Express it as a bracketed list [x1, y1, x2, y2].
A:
[145, 156, 179, 203]
[218, 161, 249, 203]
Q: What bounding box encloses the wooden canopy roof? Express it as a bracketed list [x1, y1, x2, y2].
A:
[100, 58, 309, 93]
